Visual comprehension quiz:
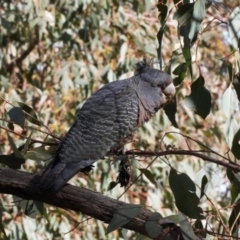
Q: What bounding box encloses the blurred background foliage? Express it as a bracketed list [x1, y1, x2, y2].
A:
[1, 0, 240, 239]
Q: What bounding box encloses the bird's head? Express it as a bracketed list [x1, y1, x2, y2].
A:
[134, 60, 176, 113]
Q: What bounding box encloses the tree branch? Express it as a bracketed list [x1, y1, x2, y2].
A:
[124, 150, 240, 172]
[0, 167, 183, 240]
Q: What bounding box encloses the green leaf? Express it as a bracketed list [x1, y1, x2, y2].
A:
[183, 75, 211, 119]
[169, 168, 204, 219]
[139, 168, 157, 186]
[24, 146, 53, 161]
[7, 107, 25, 128]
[163, 100, 178, 128]
[7, 133, 23, 159]
[189, 0, 206, 44]
[106, 204, 141, 234]
[157, 4, 168, 24]
[23, 130, 34, 155]
[107, 181, 118, 191]
[135, 234, 152, 240]
[179, 212, 196, 240]
[145, 212, 162, 238]
[13, 196, 44, 218]
[200, 175, 208, 199]
[0, 208, 8, 239]
[173, 62, 187, 86]
[231, 129, 240, 159]
[17, 102, 41, 126]
[232, 172, 240, 193]
[173, 3, 194, 27]
[182, 48, 192, 78]
[233, 73, 240, 101]
[221, 86, 240, 149]
[221, 85, 238, 118]
[229, 199, 240, 237]
[166, 214, 179, 224]
[0, 155, 25, 169]
[229, 6, 240, 50]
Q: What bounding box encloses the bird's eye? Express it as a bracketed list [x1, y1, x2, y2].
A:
[157, 84, 162, 88]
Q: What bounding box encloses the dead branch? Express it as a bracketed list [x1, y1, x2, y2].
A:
[0, 167, 184, 240]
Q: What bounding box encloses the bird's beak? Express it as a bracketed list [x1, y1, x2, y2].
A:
[163, 83, 176, 96]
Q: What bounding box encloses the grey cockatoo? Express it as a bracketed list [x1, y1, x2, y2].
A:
[38, 60, 176, 193]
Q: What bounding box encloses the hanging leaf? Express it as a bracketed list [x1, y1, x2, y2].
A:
[233, 73, 240, 101]
[173, 63, 187, 86]
[229, 199, 240, 237]
[13, 196, 44, 218]
[0, 208, 7, 239]
[179, 212, 197, 240]
[106, 204, 141, 234]
[145, 212, 163, 238]
[7, 107, 25, 128]
[169, 168, 204, 219]
[107, 181, 118, 191]
[7, 133, 24, 159]
[139, 168, 157, 186]
[231, 129, 240, 159]
[183, 75, 211, 119]
[17, 102, 41, 126]
[0, 155, 25, 169]
[163, 100, 178, 128]
[24, 146, 53, 161]
[173, 3, 194, 27]
[221, 86, 240, 150]
[229, 7, 240, 50]
[182, 48, 192, 78]
[188, 0, 206, 44]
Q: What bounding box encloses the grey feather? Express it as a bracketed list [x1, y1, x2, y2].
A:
[38, 60, 176, 193]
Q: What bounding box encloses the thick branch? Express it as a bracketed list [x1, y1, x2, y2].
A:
[0, 167, 183, 240]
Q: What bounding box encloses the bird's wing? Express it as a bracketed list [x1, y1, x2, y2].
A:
[38, 81, 139, 193]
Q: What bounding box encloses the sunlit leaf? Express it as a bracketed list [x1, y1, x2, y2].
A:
[24, 146, 53, 161]
[229, 7, 240, 50]
[188, 0, 206, 44]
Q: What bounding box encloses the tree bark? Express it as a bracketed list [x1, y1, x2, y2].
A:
[0, 166, 184, 240]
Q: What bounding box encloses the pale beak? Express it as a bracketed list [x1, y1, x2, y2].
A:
[163, 83, 176, 96]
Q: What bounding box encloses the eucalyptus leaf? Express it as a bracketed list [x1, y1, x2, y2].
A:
[145, 212, 162, 238]
[169, 168, 204, 219]
[7, 107, 25, 128]
[183, 75, 211, 119]
[179, 212, 197, 240]
[106, 204, 141, 234]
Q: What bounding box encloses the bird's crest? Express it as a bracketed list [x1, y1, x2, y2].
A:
[135, 60, 151, 74]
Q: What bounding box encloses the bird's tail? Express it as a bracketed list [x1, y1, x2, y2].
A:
[38, 160, 67, 193]
[38, 158, 96, 194]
